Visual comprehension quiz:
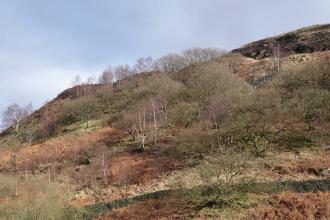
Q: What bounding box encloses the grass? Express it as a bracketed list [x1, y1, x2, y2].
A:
[82, 178, 330, 219]
[249, 192, 330, 220]
[0, 51, 329, 220]
[0, 174, 84, 220]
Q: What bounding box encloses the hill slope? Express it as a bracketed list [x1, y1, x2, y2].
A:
[0, 24, 329, 220]
[232, 24, 330, 59]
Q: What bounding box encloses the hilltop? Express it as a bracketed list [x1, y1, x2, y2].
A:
[232, 24, 330, 59]
[0, 24, 329, 219]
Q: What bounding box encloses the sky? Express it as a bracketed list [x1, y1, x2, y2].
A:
[0, 0, 330, 125]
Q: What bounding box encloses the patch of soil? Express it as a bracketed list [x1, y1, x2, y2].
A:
[249, 192, 330, 220]
[110, 153, 184, 186]
[96, 198, 189, 220]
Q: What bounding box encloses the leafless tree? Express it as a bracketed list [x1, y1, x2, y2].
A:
[101, 150, 110, 186]
[270, 42, 281, 71]
[99, 67, 114, 85]
[133, 56, 155, 73]
[82, 85, 96, 130]
[182, 47, 225, 65]
[133, 108, 147, 150]
[99, 67, 114, 113]
[2, 103, 33, 134]
[86, 76, 96, 85]
[151, 74, 183, 126]
[71, 75, 82, 98]
[151, 102, 157, 144]
[155, 53, 187, 73]
[114, 64, 131, 81]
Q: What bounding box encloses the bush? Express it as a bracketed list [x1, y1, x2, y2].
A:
[276, 60, 330, 94]
[0, 175, 82, 220]
[175, 126, 215, 158]
[275, 60, 330, 122]
[59, 96, 100, 126]
[198, 150, 252, 188]
[271, 130, 313, 149]
[186, 63, 251, 105]
[170, 102, 200, 128]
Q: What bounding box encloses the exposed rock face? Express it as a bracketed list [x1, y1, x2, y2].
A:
[232, 24, 330, 59]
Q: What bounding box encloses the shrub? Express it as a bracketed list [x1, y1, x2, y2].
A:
[59, 96, 100, 127]
[198, 150, 252, 187]
[276, 60, 330, 94]
[271, 130, 313, 149]
[175, 126, 215, 158]
[186, 63, 251, 105]
[0, 175, 82, 220]
[170, 102, 200, 128]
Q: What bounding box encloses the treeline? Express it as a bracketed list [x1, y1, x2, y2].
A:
[72, 47, 225, 85]
[0, 47, 223, 133]
[0, 47, 225, 144]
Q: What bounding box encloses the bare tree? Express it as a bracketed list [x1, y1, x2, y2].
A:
[270, 42, 281, 71]
[99, 67, 114, 85]
[2, 103, 33, 134]
[86, 76, 96, 85]
[151, 102, 158, 144]
[71, 75, 82, 98]
[151, 74, 183, 126]
[133, 56, 155, 73]
[182, 47, 225, 65]
[99, 67, 115, 114]
[155, 53, 187, 73]
[101, 149, 110, 186]
[82, 85, 96, 130]
[133, 109, 147, 150]
[114, 64, 131, 81]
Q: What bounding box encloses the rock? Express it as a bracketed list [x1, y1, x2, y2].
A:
[321, 168, 330, 177]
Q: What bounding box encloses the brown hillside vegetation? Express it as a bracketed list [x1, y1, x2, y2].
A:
[249, 192, 330, 220]
[0, 24, 329, 219]
[97, 198, 190, 220]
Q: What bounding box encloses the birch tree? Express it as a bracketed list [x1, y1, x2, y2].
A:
[99, 67, 114, 113]
[71, 75, 82, 98]
[270, 42, 281, 71]
[2, 103, 33, 134]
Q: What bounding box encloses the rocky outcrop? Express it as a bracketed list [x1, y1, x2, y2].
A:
[232, 24, 330, 59]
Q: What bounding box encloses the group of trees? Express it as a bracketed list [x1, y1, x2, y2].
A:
[71, 47, 225, 90]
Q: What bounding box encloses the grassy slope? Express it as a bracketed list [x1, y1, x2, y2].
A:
[0, 41, 329, 219]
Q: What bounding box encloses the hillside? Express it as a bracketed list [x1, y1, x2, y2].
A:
[232, 24, 330, 59]
[0, 24, 329, 220]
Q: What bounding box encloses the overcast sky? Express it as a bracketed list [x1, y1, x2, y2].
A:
[1, 0, 329, 124]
